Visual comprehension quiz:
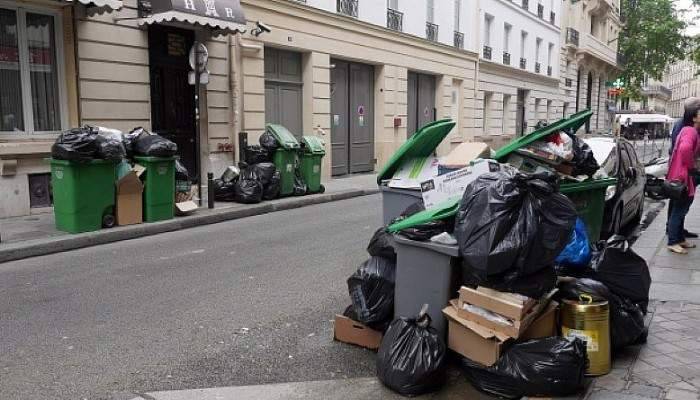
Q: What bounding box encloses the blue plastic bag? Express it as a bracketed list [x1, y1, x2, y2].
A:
[555, 218, 592, 267]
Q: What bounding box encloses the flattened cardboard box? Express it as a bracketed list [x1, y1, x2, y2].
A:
[459, 286, 537, 321]
[443, 300, 558, 366]
[333, 315, 383, 350]
[116, 171, 143, 226]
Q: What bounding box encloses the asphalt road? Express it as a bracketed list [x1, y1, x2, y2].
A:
[0, 195, 383, 400]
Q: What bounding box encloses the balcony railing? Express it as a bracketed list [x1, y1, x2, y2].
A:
[550, 11, 556, 24]
[483, 45, 492, 60]
[503, 51, 511, 65]
[617, 51, 626, 66]
[387, 8, 403, 31]
[537, 4, 544, 18]
[547, 66, 552, 76]
[426, 22, 439, 42]
[565, 78, 573, 87]
[535, 62, 541, 73]
[337, 0, 358, 17]
[642, 84, 672, 98]
[520, 57, 527, 69]
[454, 31, 465, 49]
[566, 28, 579, 47]
[522, 0, 529, 9]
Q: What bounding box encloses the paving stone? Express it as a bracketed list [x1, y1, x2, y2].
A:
[594, 374, 628, 391]
[652, 334, 687, 345]
[671, 382, 699, 392]
[648, 335, 668, 345]
[675, 320, 700, 329]
[660, 313, 690, 322]
[689, 377, 700, 389]
[648, 342, 686, 354]
[666, 351, 700, 365]
[644, 355, 682, 369]
[661, 321, 690, 330]
[667, 366, 700, 380]
[652, 269, 693, 284]
[625, 383, 663, 398]
[633, 361, 659, 374]
[589, 389, 661, 400]
[634, 369, 683, 386]
[665, 389, 699, 400]
[639, 347, 663, 359]
[655, 316, 670, 323]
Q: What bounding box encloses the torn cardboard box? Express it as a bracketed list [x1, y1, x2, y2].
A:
[116, 171, 143, 226]
[439, 142, 491, 174]
[333, 315, 383, 350]
[442, 300, 558, 366]
[387, 156, 439, 190]
[420, 159, 504, 209]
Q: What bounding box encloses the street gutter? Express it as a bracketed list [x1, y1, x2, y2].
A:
[0, 188, 379, 263]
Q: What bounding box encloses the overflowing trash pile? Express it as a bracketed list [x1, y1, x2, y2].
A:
[333, 111, 651, 398]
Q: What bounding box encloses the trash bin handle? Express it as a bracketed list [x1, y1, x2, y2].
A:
[579, 294, 594, 304]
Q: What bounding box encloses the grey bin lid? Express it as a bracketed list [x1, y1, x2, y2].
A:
[266, 124, 300, 150]
[302, 136, 326, 155]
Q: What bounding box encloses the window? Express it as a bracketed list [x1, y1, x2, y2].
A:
[427, 0, 434, 23]
[504, 23, 512, 53]
[590, 15, 596, 35]
[0, 7, 64, 134]
[388, 0, 398, 8]
[562, 102, 569, 118]
[546, 100, 552, 121]
[535, 38, 542, 62]
[520, 31, 527, 59]
[535, 98, 541, 122]
[483, 92, 492, 134]
[484, 14, 493, 46]
[502, 94, 510, 132]
[548, 43, 553, 68]
[454, 0, 461, 32]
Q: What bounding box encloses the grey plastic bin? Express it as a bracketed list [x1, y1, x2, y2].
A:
[393, 235, 460, 337]
[380, 185, 424, 225]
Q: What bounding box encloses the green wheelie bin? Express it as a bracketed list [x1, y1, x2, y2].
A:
[50, 158, 118, 233]
[134, 156, 176, 222]
[265, 124, 301, 196]
[300, 136, 326, 194]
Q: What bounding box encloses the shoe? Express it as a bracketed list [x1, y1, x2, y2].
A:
[684, 230, 699, 239]
[668, 244, 689, 254]
[680, 241, 697, 249]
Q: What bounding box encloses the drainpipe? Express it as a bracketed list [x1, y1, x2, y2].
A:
[474, 0, 482, 139]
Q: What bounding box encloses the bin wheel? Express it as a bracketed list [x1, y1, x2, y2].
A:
[102, 214, 116, 229]
[319, 184, 325, 194]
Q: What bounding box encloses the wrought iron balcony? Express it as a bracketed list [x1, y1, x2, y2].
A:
[337, 0, 358, 17]
[565, 78, 573, 87]
[454, 31, 465, 49]
[520, 57, 527, 69]
[483, 45, 492, 60]
[566, 28, 579, 47]
[547, 66, 552, 76]
[503, 51, 511, 65]
[387, 8, 403, 31]
[522, 0, 529, 10]
[550, 11, 556, 24]
[535, 62, 541, 73]
[537, 4, 544, 18]
[426, 22, 439, 42]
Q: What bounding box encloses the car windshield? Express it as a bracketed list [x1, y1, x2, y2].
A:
[584, 139, 617, 176]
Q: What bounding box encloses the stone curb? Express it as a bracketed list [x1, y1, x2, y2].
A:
[0, 188, 379, 263]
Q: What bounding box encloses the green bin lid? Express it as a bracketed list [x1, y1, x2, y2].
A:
[493, 109, 594, 162]
[377, 119, 456, 184]
[302, 136, 326, 155]
[266, 124, 301, 150]
[49, 158, 117, 166]
[133, 156, 177, 162]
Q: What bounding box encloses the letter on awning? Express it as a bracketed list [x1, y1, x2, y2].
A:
[137, 0, 246, 35]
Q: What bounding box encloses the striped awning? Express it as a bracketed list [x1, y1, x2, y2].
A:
[60, 0, 124, 14]
[137, 0, 247, 35]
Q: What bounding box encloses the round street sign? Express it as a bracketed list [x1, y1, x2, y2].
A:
[189, 42, 209, 73]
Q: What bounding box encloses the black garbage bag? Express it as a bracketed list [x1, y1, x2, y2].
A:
[462, 337, 588, 399]
[592, 236, 651, 314]
[376, 310, 447, 396]
[244, 145, 270, 165]
[213, 179, 237, 202]
[399, 218, 454, 242]
[367, 228, 396, 262]
[571, 136, 600, 177]
[468, 264, 557, 299]
[51, 127, 100, 162]
[175, 160, 190, 182]
[263, 170, 281, 200]
[455, 170, 577, 283]
[293, 173, 307, 196]
[347, 256, 396, 330]
[235, 178, 263, 204]
[123, 127, 148, 157]
[247, 162, 277, 187]
[133, 132, 178, 157]
[259, 131, 280, 151]
[95, 128, 126, 160]
[558, 278, 646, 350]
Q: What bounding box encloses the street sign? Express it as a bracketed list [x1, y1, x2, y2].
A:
[188, 69, 210, 85]
[188, 42, 209, 73]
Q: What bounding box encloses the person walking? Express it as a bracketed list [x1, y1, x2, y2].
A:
[667, 103, 700, 254]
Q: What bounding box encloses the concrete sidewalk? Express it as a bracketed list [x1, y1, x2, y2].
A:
[129, 200, 700, 400]
[0, 174, 378, 263]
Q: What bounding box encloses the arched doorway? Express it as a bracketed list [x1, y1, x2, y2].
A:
[586, 72, 593, 132]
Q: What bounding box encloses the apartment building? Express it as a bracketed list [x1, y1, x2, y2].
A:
[477, 0, 562, 140]
[559, 0, 622, 132]
[621, 77, 671, 114]
[665, 59, 700, 118]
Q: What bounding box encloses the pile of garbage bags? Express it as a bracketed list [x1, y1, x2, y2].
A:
[52, 126, 178, 162]
[214, 162, 281, 204]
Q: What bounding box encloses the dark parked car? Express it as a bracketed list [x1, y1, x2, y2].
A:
[584, 136, 646, 237]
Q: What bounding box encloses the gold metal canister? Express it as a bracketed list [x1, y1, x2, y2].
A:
[561, 295, 611, 376]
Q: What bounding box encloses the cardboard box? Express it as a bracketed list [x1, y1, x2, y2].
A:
[420, 159, 503, 209]
[459, 286, 537, 321]
[116, 171, 143, 226]
[387, 156, 439, 189]
[333, 315, 383, 350]
[443, 300, 558, 366]
[439, 142, 491, 172]
[175, 200, 198, 216]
